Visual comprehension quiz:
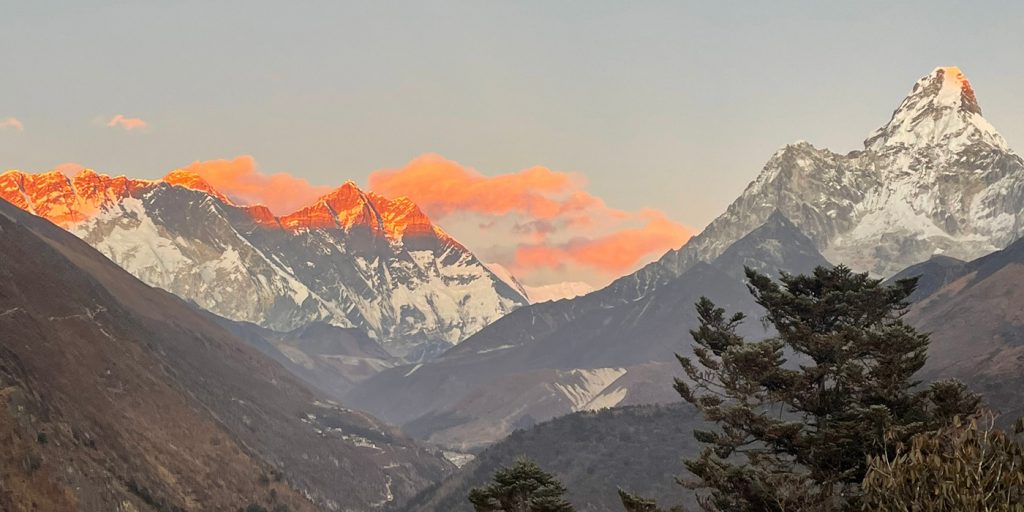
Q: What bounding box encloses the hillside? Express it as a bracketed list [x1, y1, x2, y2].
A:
[0, 197, 453, 511]
[403, 404, 702, 512]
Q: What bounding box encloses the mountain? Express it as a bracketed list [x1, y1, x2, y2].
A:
[899, 235, 1024, 422]
[659, 66, 1022, 278]
[347, 213, 830, 449]
[0, 196, 454, 511]
[887, 254, 969, 302]
[0, 169, 526, 359]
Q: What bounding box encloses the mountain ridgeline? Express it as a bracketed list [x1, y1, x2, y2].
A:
[0, 171, 527, 360]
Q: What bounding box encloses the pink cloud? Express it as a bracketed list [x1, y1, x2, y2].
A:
[0, 117, 24, 132]
[510, 210, 693, 277]
[106, 114, 149, 131]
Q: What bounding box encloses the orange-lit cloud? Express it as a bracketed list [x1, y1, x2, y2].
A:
[106, 114, 149, 131]
[511, 210, 693, 276]
[369, 154, 693, 282]
[369, 153, 607, 220]
[180, 156, 333, 214]
[0, 117, 24, 132]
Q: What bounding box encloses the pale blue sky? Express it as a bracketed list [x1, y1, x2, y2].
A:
[3, 0, 1023, 231]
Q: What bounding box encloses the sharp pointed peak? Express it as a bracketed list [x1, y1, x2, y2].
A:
[69, 167, 99, 177]
[317, 180, 367, 200]
[920, 66, 980, 114]
[864, 65, 1008, 153]
[161, 169, 233, 204]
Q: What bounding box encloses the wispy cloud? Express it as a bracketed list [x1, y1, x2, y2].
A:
[509, 209, 692, 277]
[0, 117, 24, 132]
[106, 114, 149, 132]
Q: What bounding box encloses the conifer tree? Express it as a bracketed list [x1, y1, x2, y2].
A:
[674, 265, 981, 511]
[468, 457, 575, 512]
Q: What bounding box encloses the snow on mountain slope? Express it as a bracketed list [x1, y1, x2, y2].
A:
[524, 282, 595, 303]
[552, 368, 627, 411]
[0, 169, 526, 358]
[486, 263, 594, 304]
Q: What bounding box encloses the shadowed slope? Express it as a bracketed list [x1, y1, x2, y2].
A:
[0, 197, 453, 511]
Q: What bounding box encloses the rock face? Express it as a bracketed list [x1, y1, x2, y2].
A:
[0, 170, 526, 359]
[0, 196, 454, 511]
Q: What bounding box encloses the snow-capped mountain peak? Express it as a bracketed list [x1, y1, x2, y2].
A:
[162, 170, 235, 205]
[0, 168, 153, 226]
[865, 66, 1008, 153]
[650, 66, 1024, 279]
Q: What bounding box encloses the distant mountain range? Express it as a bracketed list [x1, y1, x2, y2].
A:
[0, 170, 527, 359]
[485, 263, 594, 304]
[347, 66, 1024, 449]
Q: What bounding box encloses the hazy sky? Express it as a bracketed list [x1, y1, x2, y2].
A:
[3, 1, 1023, 286]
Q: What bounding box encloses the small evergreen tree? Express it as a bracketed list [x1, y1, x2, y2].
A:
[674, 265, 981, 511]
[862, 413, 1024, 511]
[468, 457, 575, 512]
